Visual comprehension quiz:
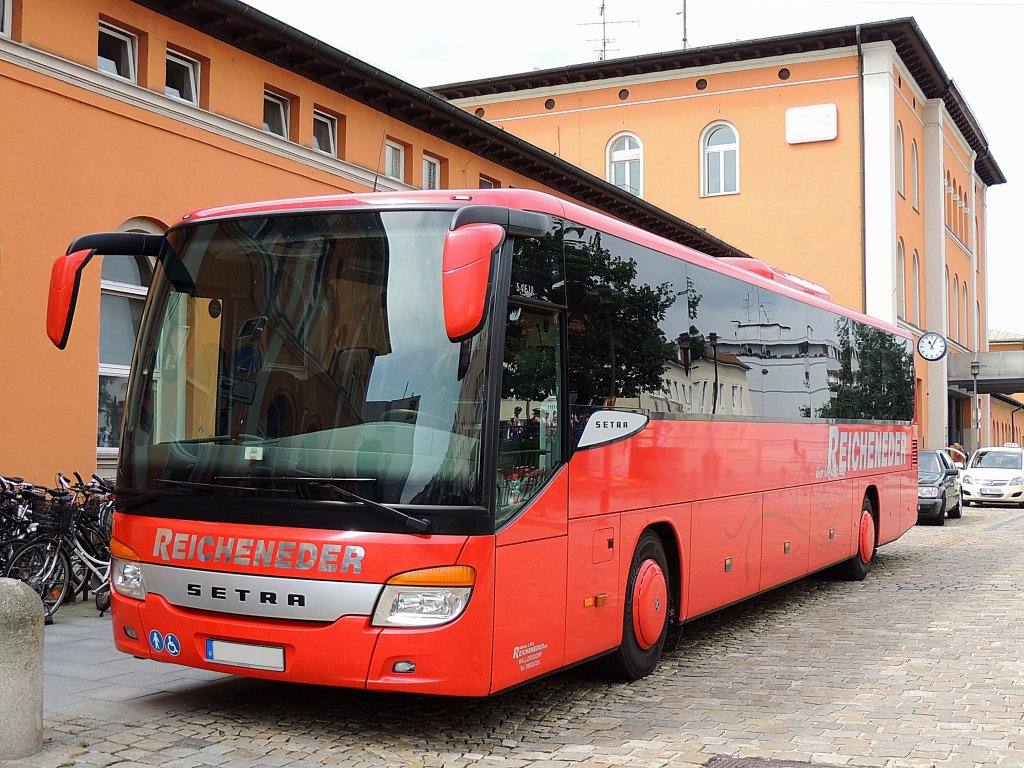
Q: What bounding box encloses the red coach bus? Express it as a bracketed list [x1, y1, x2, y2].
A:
[47, 189, 916, 695]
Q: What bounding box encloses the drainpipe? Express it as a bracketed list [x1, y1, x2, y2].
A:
[857, 25, 867, 314]
[1012, 405, 1023, 445]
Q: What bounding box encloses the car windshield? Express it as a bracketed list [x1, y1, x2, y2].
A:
[119, 209, 492, 524]
[918, 452, 942, 474]
[970, 450, 1023, 470]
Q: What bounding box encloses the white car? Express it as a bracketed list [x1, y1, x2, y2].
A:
[961, 445, 1024, 508]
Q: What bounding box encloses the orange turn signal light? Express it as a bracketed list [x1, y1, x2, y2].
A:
[109, 537, 141, 561]
[386, 566, 476, 588]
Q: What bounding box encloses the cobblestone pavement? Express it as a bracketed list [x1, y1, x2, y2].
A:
[4, 506, 1024, 768]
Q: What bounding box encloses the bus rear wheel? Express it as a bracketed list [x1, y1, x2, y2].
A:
[603, 530, 671, 681]
[835, 496, 876, 581]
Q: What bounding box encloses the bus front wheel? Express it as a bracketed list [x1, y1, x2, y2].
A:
[604, 530, 671, 681]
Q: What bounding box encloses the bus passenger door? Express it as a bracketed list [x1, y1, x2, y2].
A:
[492, 302, 569, 692]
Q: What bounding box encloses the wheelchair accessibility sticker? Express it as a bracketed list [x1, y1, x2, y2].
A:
[165, 633, 181, 656]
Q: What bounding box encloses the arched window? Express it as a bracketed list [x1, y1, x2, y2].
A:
[957, 185, 964, 240]
[912, 251, 921, 326]
[910, 140, 919, 210]
[895, 122, 905, 196]
[944, 172, 951, 226]
[962, 283, 969, 345]
[953, 275, 960, 341]
[702, 122, 738, 196]
[607, 133, 642, 197]
[896, 240, 906, 320]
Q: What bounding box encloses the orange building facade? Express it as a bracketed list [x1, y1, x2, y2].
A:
[1, 0, 747, 483]
[437, 19, 1005, 451]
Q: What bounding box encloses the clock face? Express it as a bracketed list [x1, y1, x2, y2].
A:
[917, 332, 948, 361]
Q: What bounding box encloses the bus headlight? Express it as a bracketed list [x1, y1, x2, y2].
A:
[110, 538, 146, 600]
[371, 566, 475, 628]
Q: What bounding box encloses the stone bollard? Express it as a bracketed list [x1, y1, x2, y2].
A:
[0, 578, 44, 759]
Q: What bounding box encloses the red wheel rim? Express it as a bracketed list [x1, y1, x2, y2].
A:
[631, 559, 668, 650]
[858, 509, 876, 564]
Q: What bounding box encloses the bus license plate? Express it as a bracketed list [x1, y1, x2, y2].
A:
[205, 639, 284, 671]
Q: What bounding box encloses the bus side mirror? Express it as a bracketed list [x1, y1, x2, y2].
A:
[47, 249, 96, 349]
[442, 223, 504, 342]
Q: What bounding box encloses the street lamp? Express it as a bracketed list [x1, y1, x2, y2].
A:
[970, 359, 981, 452]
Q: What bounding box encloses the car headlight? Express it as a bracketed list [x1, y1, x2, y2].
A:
[1010, 477, 1024, 486]
[918, 486, 941, 498]
[962, 475, 974, 485]
[110, 539, 146, 600]
[372, 566, 475, 628]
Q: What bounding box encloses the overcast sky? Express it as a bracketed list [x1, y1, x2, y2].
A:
[246, 0, 1022, 334]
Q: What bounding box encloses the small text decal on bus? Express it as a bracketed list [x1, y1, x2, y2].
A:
[153, 528, 365, 574]
[578, 410, 650, 449]
[823, 426, 909, 478]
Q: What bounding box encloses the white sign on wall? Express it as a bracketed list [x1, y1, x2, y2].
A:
[785, 103, 838, 144]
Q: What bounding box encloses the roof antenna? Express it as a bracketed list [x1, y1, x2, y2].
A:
[580, 2, 637, 62]
[676, 1, 689, 50]
[372, 129, 386, 192]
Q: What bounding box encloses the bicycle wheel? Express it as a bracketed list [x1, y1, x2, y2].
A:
[5, 537, 72, 619]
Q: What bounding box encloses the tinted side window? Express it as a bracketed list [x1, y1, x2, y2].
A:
[816, 316, 915, 421]
[563, 224, 678, 434]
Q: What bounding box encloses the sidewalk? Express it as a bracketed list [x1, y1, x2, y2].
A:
[39, 597, 258, 722]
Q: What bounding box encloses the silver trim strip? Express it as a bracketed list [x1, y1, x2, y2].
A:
[141, 563, 382, 622]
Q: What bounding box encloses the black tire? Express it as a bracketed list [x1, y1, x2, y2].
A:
[948, 493, 962, 519]
[834, 496, 876, 581]
[933, 497, 947, 525]
[94, 583, 111, 613]
[602, 531, 671, 681]
[5, 537, 72, 619]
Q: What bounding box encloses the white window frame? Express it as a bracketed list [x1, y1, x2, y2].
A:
[312, 110, 338, 156]
[98, 261, 151, 465]
[1, 0, 12, 37]
[263, 91, 290, 139]
[912, 251, 920, 326]
[896, 240, 906, 320]
[700, 122, 739, 197]
[384, 140, 405, 181]
[98, 22, 137, 83]
[607, 132, 643, 197]
[911, 140, 919, 210]
[953, 275, 960, 341]
[895, 122, 905, 197]
[422, 155, 441, 190]
[165, 50, 199, 105]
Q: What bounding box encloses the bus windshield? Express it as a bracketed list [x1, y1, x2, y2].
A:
[119, 209, 492, 526]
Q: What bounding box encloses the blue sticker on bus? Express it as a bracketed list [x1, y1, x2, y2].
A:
[149, 629, 164, 652]
[165, 633, 181, 656]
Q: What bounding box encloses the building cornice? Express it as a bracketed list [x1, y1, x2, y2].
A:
[432, 18, 1005, 187]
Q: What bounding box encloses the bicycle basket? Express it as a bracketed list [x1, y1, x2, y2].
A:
[31, 501, 75, 536]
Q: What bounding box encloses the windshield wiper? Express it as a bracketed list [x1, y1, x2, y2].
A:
[217, 475, 431, 533]
[119, 478, 292, 511]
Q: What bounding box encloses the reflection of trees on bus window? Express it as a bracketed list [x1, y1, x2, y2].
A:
[818, 318, 915, 421]
[563, 224, 677, 411]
